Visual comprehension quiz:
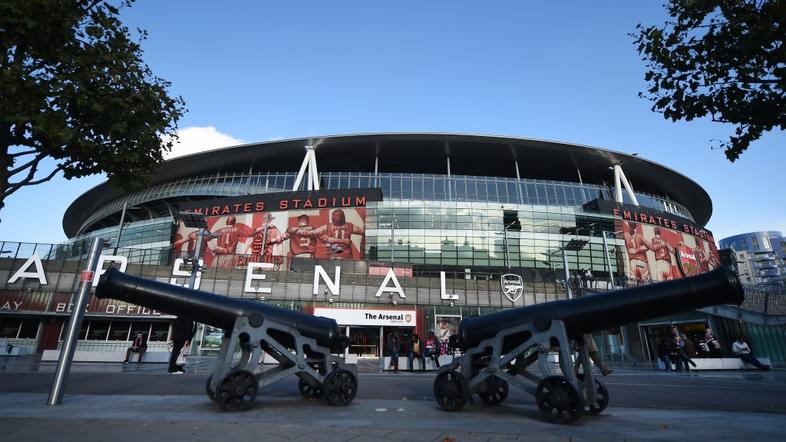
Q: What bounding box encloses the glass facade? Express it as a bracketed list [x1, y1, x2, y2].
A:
[65, 171, 694, 274]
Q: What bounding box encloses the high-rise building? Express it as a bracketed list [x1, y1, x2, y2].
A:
[719, 231, 786, 286]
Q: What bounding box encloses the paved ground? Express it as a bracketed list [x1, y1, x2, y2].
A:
[1, 357, 785, 441]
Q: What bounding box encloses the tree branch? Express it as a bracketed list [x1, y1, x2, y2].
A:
[8, 149, 38, 158]
[3, 154, 43, 196]
[4, 163, 65, 197]
[7, 153, 45, 176]
[24, 165, 66, 186]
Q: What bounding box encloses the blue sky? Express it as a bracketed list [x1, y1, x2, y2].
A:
[1, 1, 784, 244]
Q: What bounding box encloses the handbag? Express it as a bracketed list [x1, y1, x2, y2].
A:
[176, 343, 190, 366]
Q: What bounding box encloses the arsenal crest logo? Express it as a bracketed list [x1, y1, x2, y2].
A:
[500, 273, 524, 303]
[404, 314, 412, 323]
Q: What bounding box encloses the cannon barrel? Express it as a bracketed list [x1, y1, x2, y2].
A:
[96, 268, 342, 350]
[459, 267, 744, 351]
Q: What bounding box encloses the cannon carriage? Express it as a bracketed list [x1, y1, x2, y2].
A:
[96, 268, 357, 411]
[433, 267, 744, 423]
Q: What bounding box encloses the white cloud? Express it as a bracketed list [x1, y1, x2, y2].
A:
[163, 126, 244, 160]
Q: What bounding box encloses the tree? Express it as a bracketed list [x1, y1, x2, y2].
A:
[633, 0, 786, 161]
[0, 0, 185, 214]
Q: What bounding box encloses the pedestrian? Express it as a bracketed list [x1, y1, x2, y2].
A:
[573, 334, 612, 376]
[705, 328, 722, 357]
[123, 332, 147, 364]
[681, 333, 697, 359]
[732, 335, 770, 371]
[168, 316, 194, 374]
[656, 335, 673, 372]
[674, 335, 696, 372]
[386, 331, 400, 372]
[425, 331, 440, 369]
[408, 333, 426, 371]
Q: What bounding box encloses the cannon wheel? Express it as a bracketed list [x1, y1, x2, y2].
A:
[323, 369, 357, 406]
[216, 370, 258, 412]
[433, 370, 470, 411]
[576, 374, 609, 415]
[535, 376, 584, 424]
[298, 377, 323, 399]
[478, 377, 509, 405]
[206, 375, 215, 401]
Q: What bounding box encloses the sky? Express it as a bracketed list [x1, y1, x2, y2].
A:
[1, 1, 784, 245]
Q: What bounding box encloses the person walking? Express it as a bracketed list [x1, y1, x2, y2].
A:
[408, 333, 426, 371]
[674, 335, 696, 372]
[386, 331, 400, 372]
[733, 335, 770, 371]
[425, 331, 440, 369]
[168, 316, 194, 374]
[573, 334, 612, 376]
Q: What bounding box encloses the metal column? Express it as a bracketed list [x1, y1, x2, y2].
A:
[48, 237, 105, 405]
[189, 229, 206, 290]
[602, 231, 615, 289]
[113, 201, 128, 255]
[562, 249, 572, 299]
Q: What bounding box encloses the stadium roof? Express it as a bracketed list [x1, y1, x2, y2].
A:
[63, 133, 712, 236]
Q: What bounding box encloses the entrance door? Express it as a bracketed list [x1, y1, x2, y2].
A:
[37, 317, 63, 352]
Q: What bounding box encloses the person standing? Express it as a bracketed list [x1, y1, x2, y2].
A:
[408, 333, 426, 371]
[656, 335, 673, 372]
[425, 331, 440, 369]
[386, 331, 400, 372]
[168, 317, 194, 374]
[733, 335, 770, 370]
[705, 328, 722, 357]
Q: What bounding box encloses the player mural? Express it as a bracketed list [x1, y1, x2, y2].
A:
[173, 189, 380, 270]
[173, 208, 367, 270]
[615, 219, 720, 284]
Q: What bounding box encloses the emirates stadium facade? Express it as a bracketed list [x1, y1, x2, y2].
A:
[1, 133, 739, 365]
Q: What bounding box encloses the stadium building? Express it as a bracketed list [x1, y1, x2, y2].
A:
[1, 133, 746, 365]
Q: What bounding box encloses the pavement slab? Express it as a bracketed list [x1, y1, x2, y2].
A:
[0, 393, 784, 441]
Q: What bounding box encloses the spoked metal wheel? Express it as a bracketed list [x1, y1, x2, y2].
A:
[205, 375, 215, 401]
[216, 370, 258, 412]
[298, 377, 323, 399]
[478, 376, 509, 405]
[535, 376, 585, 424]
[576, 374, 609, 415]
[433, 370, 470, 411]
[322, 369, 357, 406]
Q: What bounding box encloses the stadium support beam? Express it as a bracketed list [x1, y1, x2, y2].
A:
[612, 164, 639, 206]
[292, 145, 320, 191]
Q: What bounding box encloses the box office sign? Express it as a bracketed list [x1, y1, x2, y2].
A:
[314, 307, 417, 327]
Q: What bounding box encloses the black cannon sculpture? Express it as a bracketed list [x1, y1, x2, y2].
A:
[96, 268, 356, 411]
[433, 267, 744, 424]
